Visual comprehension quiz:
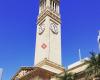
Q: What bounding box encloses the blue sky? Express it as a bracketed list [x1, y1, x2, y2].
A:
[0, 0, 100, 80]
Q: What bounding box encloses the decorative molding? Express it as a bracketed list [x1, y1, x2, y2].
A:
[67, 62, 88, 73]
[41, 43, 47, 49]
[12, 67, 56, 80]
[37, 7, 61, 24]
[35, 58, 64, 71]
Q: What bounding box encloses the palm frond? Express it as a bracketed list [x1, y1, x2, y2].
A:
[85, 52, 100, 79]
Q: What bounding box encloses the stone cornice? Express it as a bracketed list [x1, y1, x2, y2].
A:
[35, 58, 64, 71]
[40, 0, 59, 4]
[37, 7, 61, 24]
[67, 62, 88, 73]
[20, 67, 56, 80]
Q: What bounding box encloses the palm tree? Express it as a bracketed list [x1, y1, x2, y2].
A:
[85, 52, 100, 80]
[56, 70, 75, 80]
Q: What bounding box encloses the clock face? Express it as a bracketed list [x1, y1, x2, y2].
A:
[50, 23, 58, 34]
[38, 24, 45, 35]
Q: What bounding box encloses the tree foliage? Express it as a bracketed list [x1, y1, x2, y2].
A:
[57, 70, 76, 80]
[85, 52, 100, 79]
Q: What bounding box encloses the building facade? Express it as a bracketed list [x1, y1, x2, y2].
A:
[11, 0, 99, 80]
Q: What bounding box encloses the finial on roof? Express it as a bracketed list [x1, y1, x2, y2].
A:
[98, 30, 100, 36]
[78, 48, 82, 61]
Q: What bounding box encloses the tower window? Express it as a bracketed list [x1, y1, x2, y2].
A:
[53, 1, 54, 10]
[50, 0, 52, 9]
[55, 3, 56, 11]
[43, 1, 44, 9]
[45, 0, 46, 8]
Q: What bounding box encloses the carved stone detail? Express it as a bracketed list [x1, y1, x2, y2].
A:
[37, 8, 61, 24]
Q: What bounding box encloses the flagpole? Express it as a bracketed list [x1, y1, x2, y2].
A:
[78, 49, 82, 61]
[97, 30, 100, 53]
[0, 68, 3, 80]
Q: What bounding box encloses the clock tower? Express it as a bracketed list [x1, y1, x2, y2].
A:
[34, 0, 63, 73]
[11, 0, 64, 79]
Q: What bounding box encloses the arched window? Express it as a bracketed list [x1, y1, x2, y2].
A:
[55, 3, 56, 11]
[50, 0, 52, 9]
[45, 0, 46, 8]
